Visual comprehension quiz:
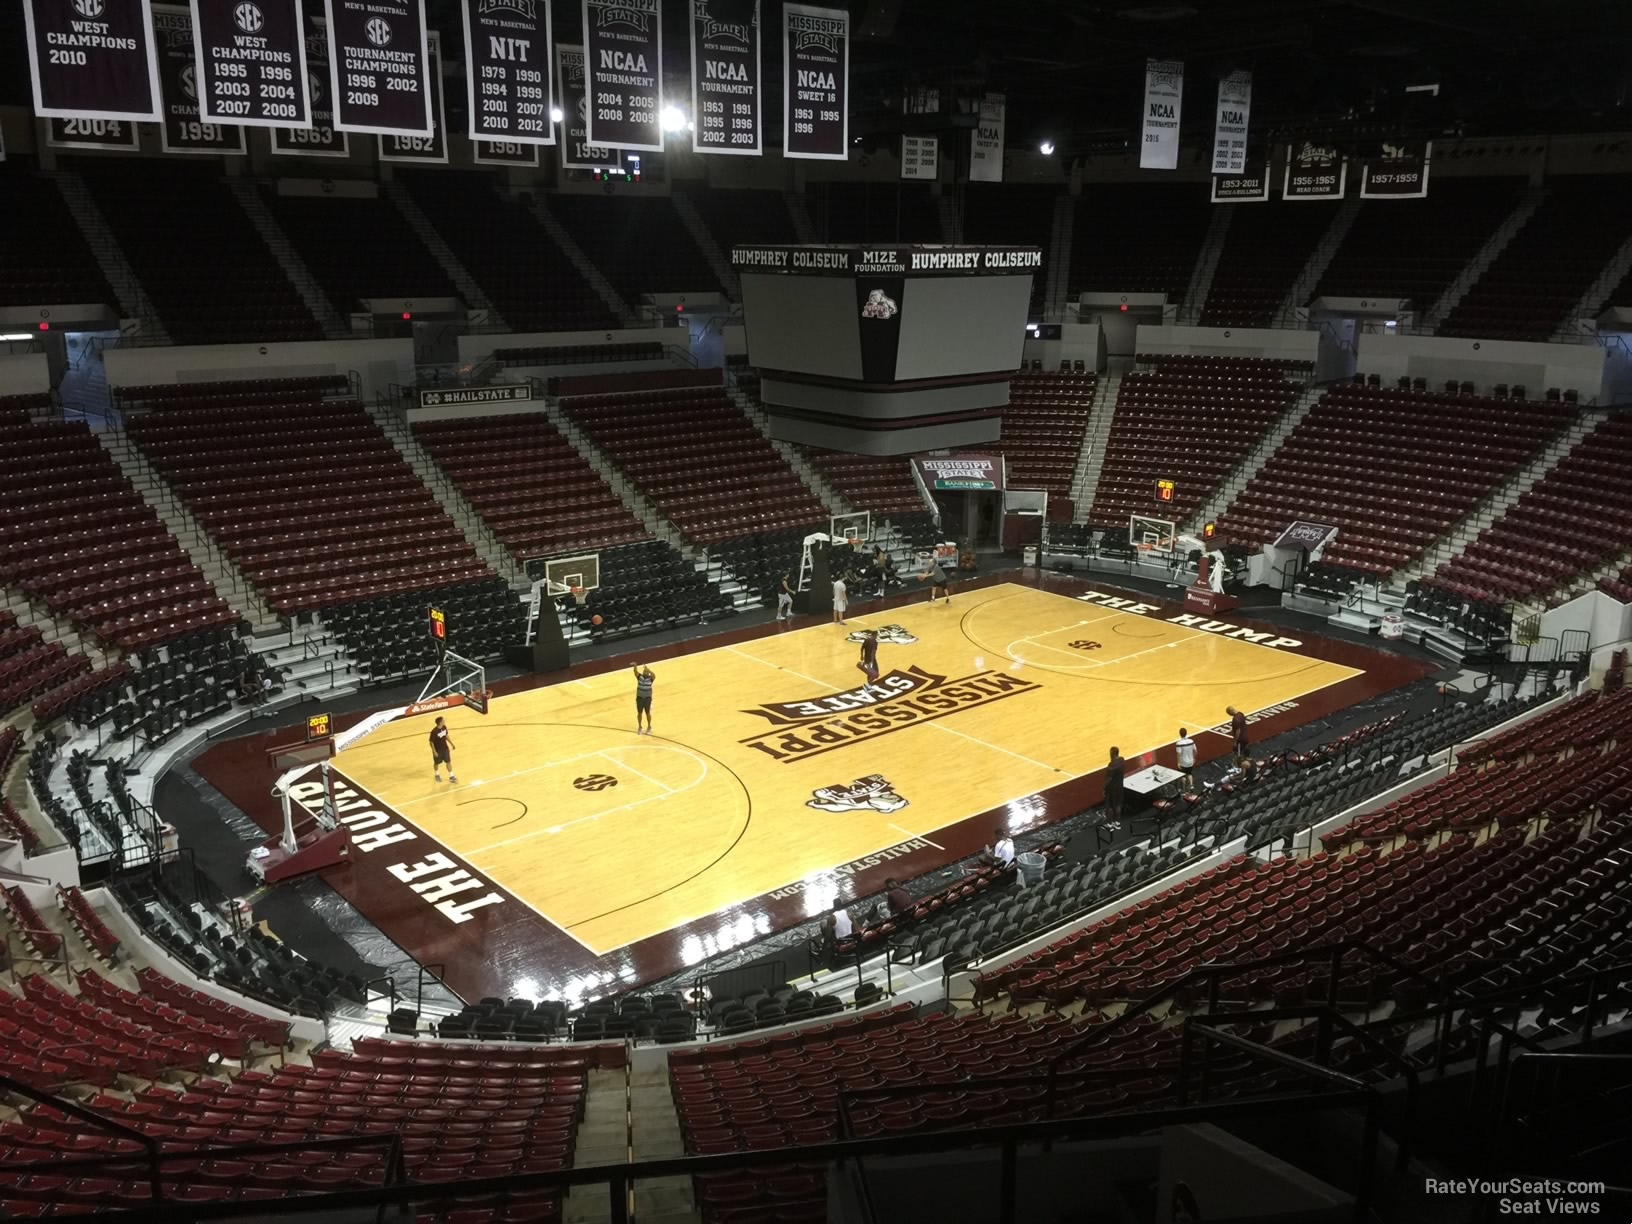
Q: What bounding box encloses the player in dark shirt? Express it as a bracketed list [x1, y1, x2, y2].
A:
[884, 877, 912, 917]
[429, 717, 456, 782]
[855, 628, 881, 693]
[1227, 705, 1250, 765]
[1103, 746, 1125, 821]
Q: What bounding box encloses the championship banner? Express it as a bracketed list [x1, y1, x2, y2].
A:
[378, 29, 446, 161]
[914, 455, 1004, 492]
[1210, 165, 1270, 203]
[1360, 140, 1431, 200]
[689, 0, 761, 156]
[969, 92, 1004, 183]
[272, 17, 347, 155]
[324, 0, 431, 135]
[464, 0, 554, 145]
[23, 0, 163, 122]
[190, 0, 311, 129]
[783, 4, 847, 161]
[46, 116, 141, 151]
[154, 6, 247, 155]
[900, 134, 937, 180]
[1210, 69, 1250, 175]
[557, 44, 620, 170]
[475, 139, 540, 165]
[582, 0, 662, 153]
[1283, 140, 1345, 201]
[1139, 58, 1183, 170]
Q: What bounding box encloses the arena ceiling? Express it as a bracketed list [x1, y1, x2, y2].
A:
[1, 2, 1628, 158]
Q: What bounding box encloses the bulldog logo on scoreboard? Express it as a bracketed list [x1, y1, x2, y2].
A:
[807, 775, 909, 814]
[861, 289, 898, 320]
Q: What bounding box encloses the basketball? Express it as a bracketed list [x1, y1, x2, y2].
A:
[592, 614, 603, 626]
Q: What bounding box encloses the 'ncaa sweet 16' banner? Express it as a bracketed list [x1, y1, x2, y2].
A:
[22, 0, 163, 122]
[324, 0, 432, 135]
[464, 0, 554, 145]
[583, 0, 663, 153]
[783, 3, 847, 160]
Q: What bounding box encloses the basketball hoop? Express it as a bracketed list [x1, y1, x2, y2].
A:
[570, 585, 587, 607]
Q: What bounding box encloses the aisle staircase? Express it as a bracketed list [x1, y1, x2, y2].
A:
[1178, 206, 1234, 324]
[1184, 380, 1326, 533]
[527, 195, 638, 325]
[1417, 186, 1548, 334]
[96, 425, 280, 632]
[669, 191, 740, 300]
[1274, 198, 1362, 325]
[1068, 373, 1120, 519]
[227, 179, 350, 340]
[381, 180, 509, 330]
[1552, 227, 1632, 341]
[361, 395, 526, 589]
[53, 170, 171, 343]
[1405, 413, 1599, 587]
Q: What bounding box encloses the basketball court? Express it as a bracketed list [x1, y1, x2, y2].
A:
[322, 580, 1368, 958]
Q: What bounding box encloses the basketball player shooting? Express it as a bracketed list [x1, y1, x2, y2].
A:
[915, 557, 953, 604]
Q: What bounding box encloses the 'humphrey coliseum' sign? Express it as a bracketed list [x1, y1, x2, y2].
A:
[731, 245, 1042, 276]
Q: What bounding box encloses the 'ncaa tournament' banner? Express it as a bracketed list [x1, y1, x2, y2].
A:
[783, 4, 847, 161]
[464, 0, 554, 145]
[1210, 69, 1250, 175]
[1283, 141, 1346, 201]
[272, 17, 347, 155]
[154, 5, 246, 154]
[378, 29, 446, 161]
[689, 0, 760, 156]
[1360, 140, 1431, 199]
[23, 0, 163, 122]
[189, 0, 311, 129]
[1139, 58, 1183, 170]
[324, 0, 431, 135]
[969, 92, 1004, 183]
[583, 0, 663, 153]
[557, 43, 621, 170]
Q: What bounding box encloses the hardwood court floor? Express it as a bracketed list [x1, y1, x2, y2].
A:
[330, 582, 1362, 957]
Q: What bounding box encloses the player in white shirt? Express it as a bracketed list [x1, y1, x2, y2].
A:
[832, 576, 848, 625]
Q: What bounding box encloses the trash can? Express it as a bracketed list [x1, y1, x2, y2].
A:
[1022, 544, 1039, 567]
[1381, 611, 1404, 640]
[1016, 852, 1046, 888]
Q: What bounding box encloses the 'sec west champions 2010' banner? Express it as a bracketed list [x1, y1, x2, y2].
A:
[783, 3, 847, 161]
[689, 0, 760, 156]
[272, 16, 347, 155]
[154, 4, 246, 155]
[23, 0, 163, 122]
[464, 0, 554, 145]
[583, 0, 663, 153]
[324, 0, 431, 135]
[190, 0, 311, 129]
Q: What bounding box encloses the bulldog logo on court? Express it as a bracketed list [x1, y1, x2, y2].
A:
[573, 774, 618, 792]
[808, 775, 908, 814]
[846, 624, 917, 645]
